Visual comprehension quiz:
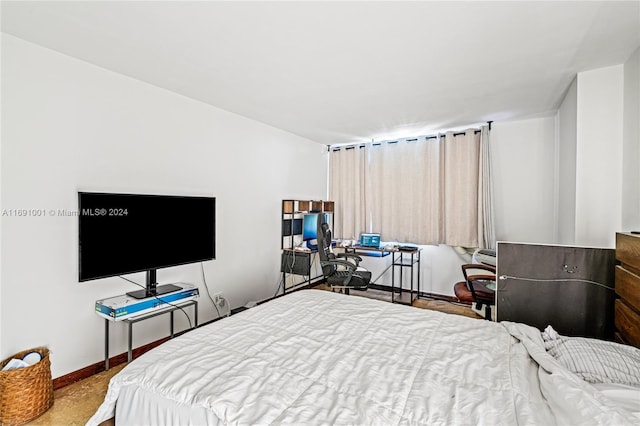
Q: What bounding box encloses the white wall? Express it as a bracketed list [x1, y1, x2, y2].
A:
[575, 65, 624, 248]
[556, 62, 635, 247]
[556, 78, 578, 245]
[0, 35, 327, 378]
[491, 117, 558, 244]
[622, 47, 640, 231]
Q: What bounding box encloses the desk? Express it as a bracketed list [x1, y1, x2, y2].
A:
[345, 245, 422, 305]
[280, 249, 325, 294]
[103, 300, 198, 369]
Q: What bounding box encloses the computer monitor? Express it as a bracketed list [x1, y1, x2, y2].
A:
[302, 213, 329, 240]
[359, 233, 381, 248]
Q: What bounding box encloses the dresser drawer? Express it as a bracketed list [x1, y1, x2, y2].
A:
[616, 233, 640, 271]
[615, 265, 640, 312]
[614, 299, 640, 348]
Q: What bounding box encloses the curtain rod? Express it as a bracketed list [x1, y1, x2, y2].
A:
[336, 130, 482, 151]
[332, 121, 492, 151]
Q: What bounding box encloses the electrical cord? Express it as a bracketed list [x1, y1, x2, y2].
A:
[201, 263, 222, 318]
[307, 253, 318, 285]
[273, 274, 285, 297]
[118, 276, 193, 329]
[498, 275, 614, 291]
[279, 250, 301, 296]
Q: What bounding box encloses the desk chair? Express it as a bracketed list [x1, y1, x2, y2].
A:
[453, 264, 496, 320]
[317, 215, 371, 294]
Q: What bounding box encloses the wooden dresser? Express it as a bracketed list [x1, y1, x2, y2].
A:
[615, 232, 640, 347]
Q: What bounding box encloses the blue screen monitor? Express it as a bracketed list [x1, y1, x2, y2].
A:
[303, 213, 329, 240]
[359, 233, 381, 248]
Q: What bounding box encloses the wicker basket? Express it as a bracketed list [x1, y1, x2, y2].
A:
[0, 347, 54, 426]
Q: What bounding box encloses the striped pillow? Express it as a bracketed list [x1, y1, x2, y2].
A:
[542, 326, 640, 387]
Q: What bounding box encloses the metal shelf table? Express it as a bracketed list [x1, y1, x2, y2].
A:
[391, 248, 421, 305]
[103, 299, 198, 369]
[344, 245, 421, 305]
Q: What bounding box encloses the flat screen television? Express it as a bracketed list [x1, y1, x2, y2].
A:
[78, 192, 215, 299]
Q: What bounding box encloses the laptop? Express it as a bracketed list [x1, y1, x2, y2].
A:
[359, 233, 381, 248]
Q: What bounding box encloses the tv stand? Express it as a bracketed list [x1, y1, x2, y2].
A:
[125, 269, 182, 299]
[126, 283, 182, 299]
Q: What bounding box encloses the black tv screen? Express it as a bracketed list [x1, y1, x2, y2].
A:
[78, 192, 215, 282]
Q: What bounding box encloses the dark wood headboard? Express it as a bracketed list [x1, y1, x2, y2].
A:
[496, 242, 615, 339]
[615, 233, 640, 349]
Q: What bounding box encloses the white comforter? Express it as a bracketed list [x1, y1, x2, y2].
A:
[88, 290, 638, 425]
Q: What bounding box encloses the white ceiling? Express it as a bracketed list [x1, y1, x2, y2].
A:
[2, 1, 639, 145]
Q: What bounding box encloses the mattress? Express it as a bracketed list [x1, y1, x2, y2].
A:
[88, 289, 638, 425]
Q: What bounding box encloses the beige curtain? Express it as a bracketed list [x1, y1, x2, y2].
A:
[441, 130, 481, 247]
[479, 125, 496, 249]
[329, 146, 368, 240]
[369, 139, 442, 243]
[329, 128, 492, 247]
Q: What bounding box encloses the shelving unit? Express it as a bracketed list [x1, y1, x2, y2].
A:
[391, 249, 421, 305]
[280, 199, 334, 293]
[101, 298, 198, 369]
[281, 199, 334, 250]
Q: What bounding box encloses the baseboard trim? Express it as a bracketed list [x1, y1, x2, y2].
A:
[52, 336, 170, 390]
[419, 290, 464, 304]
[366, 283, 466, 304]
[268, 278, 327, 302]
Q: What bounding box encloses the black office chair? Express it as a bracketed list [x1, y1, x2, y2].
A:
[316, 214, 371, 294]
[453, 263, 496, 320]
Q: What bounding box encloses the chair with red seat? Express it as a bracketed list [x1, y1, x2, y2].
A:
[453, 263, 496, 320]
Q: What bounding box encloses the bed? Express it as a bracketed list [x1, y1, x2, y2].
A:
[88, 289, 639, 425]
